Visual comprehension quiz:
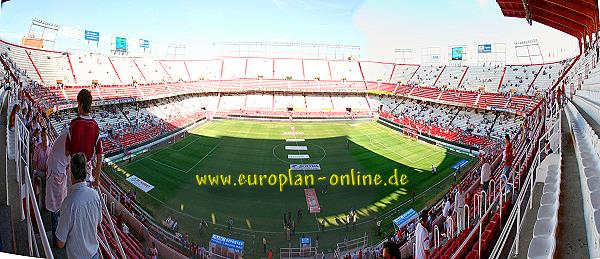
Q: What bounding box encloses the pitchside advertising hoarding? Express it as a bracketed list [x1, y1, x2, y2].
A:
[393, 208, 418, 229]
[116, 37, 127, 50]
[451, 47, 463, 60]
[478, 44, 492, 53]
[84, 30, 99, 41]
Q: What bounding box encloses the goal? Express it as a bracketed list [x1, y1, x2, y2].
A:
[403, 128, 418, 140]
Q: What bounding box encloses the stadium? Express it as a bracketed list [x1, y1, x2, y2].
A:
[0, 0, 597, 258]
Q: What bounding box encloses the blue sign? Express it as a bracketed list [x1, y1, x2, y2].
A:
[139, 39, 149, 48]
[393, 208, 418, 229]
[451, 47, 463, 60]
[478, 44, 492, 53]
[84, 30, 99, 42]
[300, 237, 311, 246]
[115, 37, 127, 50]
[452, 159, 470, 170]
[209, 234, 244, 253]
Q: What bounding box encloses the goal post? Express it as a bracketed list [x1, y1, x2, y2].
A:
[402, 128, 418, 140]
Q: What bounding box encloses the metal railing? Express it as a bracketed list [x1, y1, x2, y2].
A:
[12, 111, 54, 258]
[489, 106, 561, 258]
[98, 190, 127, 259]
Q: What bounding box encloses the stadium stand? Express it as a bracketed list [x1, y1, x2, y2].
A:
[0, 32, 582, 258]
[459, 65, 503, 92]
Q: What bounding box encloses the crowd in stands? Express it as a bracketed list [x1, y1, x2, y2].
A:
[377, 95, 507, 148]
[0, 37, 567, 258]
[342, 100, 545, 259]
[5, 86, 158, 258]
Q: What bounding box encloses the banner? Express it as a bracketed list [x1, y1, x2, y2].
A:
[290, 164, 321, 171]
[209, 234, 244, 254]
[478, 44, 492, 53]
[285, 146, 307, 151]
[393, 208, 418, 229]
[451, 159, 470, 170]
[126, 175, 154, 192]
[300, 237, 311, 247]
[84, 30, 99, 42]
[304, 188, 321, 213]
[288, 154, 310, 159]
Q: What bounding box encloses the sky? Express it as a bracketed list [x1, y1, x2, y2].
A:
[0, 0, 581, 64]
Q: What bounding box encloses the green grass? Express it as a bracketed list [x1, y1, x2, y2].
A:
[106, 119, 473, 257]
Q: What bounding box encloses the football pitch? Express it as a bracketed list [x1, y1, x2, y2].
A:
[106, 119, 473, 255]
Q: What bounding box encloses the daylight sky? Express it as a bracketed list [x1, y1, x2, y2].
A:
[0, 0, 581, 64]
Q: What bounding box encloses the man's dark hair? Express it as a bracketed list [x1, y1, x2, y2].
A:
[420, 209, 429, 223]
[70, 152, 87, 181]
[382, 241, 400, 259]
[505, 134, 510, 141]
[77, 89, 93, 114]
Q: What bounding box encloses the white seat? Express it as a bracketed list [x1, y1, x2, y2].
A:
[540, 193, 558, 206]
[588, 177, 600, 193]
[546, 167, 560, 179]
[527, 236, 555, 259]
[585, 167, 600, 179]
[542, 183, 558, 194]
[533, 218, 557, 238]
[536, 204, 558, 220]
[582, 157, 598, 168]
[544, 173, 559, 185]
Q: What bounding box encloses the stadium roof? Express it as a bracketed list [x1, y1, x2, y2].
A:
[496, 0, 599, 52]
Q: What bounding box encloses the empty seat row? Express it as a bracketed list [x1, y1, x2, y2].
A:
[565, 101, 600, 258]
[527, 153, 561, 259]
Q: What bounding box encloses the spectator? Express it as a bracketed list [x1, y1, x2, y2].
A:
[7, 104, 20, 161]
[45, 129, 70, 247]
[414, 210, 430, 259]
[122, 222, 129, 234]
[502, 134, 513, 192]
[480, 157, 491, 193]
[455, 187, 465, 233]
[381, 240, 400, 259]
[56, 153, 102, 259]
[33, 128, 50, 176]
[65, 89, 103, 187]
[149, 242, 158, 259]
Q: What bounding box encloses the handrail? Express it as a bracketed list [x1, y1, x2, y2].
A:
[98, 187, 127, 259]
[489, 109, 560, 258]
[450, 178, 508, 259]
[11, 111, 54, 258]
[23, 165, 54, 259]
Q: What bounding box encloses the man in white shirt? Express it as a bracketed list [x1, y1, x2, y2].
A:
[442, 196, 451, 218]
[56, 153, 102, 259]
[481, 158, 491, 193]
[46, 129, 70, 247]
[455, 187, 466, 233]
[414, 210, 430, 259]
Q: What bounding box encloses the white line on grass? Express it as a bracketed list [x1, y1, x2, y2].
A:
[361, 129, 416, 164]
[185, 143, 221, 174]
[412, 149, 444, 164]
[169, 135, 202, 151]
[147, 157, 187, 173]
